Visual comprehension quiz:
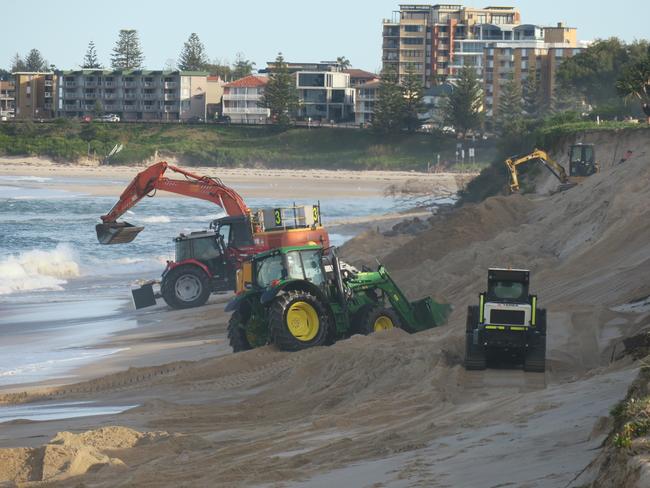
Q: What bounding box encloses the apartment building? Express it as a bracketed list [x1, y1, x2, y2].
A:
[484, 43, 582, 116]
[296, 70, 355, 122]
[13, 72, 56, 119]
[56, 70, 212, 121]
[206, 75, 225, 119]
[382, 4, 520, 87]
[355, 80, 380, 125]
[222, 75, 270, 124]
[0, 80, 15, 118]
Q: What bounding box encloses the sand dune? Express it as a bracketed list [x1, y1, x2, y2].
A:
[1, 128, 650, 486]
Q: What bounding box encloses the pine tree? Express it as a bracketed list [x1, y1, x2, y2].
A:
[402, 68, 425, 133]
[177, 33, 208, 71]
[231, 53, 255, 80]
[372, 67, 405, 134]
[443, 66, 483, 137]
[82, 41, 102, 69]
[23, 49, 48, 71]
[259, 53, 299, 128]
[522, 70, 543, 118]
[111, 29, 144, 69]
[496, 79, 524, 137]
[10, 53, 26, 72]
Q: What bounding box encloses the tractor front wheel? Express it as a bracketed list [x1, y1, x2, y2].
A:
[357, 306, 402, 335]
[161, 265, 211, 309]
[268, 290, 331, 351]
[227, 311, 253, 353]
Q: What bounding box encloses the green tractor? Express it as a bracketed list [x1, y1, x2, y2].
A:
[465, 268, 546, 372]
[224, 245, 451, 352]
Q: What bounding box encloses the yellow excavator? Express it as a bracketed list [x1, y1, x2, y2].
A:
[505, 144, 599, 192]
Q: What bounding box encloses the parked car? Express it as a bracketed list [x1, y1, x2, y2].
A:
[98, 114, 120, 122]
[215, 115, 231, 124]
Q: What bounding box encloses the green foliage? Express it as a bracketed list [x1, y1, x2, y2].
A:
[616, 51, 650, 115]
[10, 52, 25, 72]
[204, 59, 232, 79]
[231, 53, 255, 79]
[523, 71, 544, 118]
[82, 41, 102, 69]
[402, 68, 425, 133]
[178, 33, 208, 71]
[337, 56, 351, 69]
[444, 66, 483, 137]
[372, 67, 407, 134]
[0, 123, 489, 170]
[557, 38, 650, 115]
[23, 49, 48, 71]
[496, 79, 524, 138]
[111, 29, 144, 69]
[259, 53, 299, 129]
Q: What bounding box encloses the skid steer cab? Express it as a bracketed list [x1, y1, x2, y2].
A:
[464, 268, 546, 372]
[224, 245, 451, 353]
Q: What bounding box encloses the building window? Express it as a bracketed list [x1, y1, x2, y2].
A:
[403, 25, 423, 32]
[402, 38, 424, 45]
[298, 73, 325, 87]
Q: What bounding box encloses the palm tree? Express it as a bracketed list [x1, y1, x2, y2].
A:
[337, 56, 351, 70]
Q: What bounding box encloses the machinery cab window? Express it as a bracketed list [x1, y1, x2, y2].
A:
[488, 281, 527, 301]
[255, 253, 284, 288]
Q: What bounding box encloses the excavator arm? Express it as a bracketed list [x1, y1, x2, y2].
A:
[505, 149, 568, 192]
[96, 161, 250, 244]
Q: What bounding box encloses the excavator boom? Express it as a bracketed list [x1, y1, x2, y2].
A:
[505, 149, 568, 192]
[96, 161, 249, 244]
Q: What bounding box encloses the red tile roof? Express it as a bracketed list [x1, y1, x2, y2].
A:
[224, 75, 268, 88]
[343, 69, 378, 80]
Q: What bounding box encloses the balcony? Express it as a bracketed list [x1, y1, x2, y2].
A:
[143, 81, 158, 88]
[143, 93, 158, 99]
[65, 82, 77, 88]
[223, 107, 269, 115]
[124, 92, 137, 99]
[103, 93, 115, 99]
[84, 93, 96, 99]
[44, 92, 52, 98]
[123, 104, 138, 111]
[163, 93, 177, 101]
[142, 105, 157, 111]
[104, 81, 115, 87]
[124, 81, 137, 88]
[163, 105, 177, 112]
[223, 94, 260, 101]
[44, 80, 53, 87]
[84, 82, 97, 88]
[163, 82, 177, 89]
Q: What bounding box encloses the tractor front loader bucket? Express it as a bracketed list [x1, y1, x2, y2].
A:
[411, 297, 452, 331]
[96, 221, 144, 245]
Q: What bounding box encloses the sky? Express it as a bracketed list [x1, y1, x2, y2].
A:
[2, 0, 649, 73]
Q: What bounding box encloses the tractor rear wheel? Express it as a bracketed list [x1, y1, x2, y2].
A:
[357, 306, 402, 335]
[161, 265, 211, 309]
[268, 290, 331, 351]
[524, 309, 547, 373]
[227, 311, 253, 353]
[464, 305, 486, 370]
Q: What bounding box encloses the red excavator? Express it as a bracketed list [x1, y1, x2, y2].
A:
[97, 162, 329, 309]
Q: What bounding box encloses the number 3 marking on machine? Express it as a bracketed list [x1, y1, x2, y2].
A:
[274, 209, 282, 226]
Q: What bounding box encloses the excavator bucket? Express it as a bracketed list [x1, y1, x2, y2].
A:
[96, 222, 144, 245]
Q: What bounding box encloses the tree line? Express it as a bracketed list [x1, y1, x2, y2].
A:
[4, 30, 256, 80]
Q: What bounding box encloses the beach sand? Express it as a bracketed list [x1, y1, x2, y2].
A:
[2, 129, 649, 487]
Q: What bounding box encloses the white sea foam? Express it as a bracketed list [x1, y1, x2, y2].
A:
[141, 215, 172, 223]
[0, 244, 81, 295]
[0, 175, 52, 183]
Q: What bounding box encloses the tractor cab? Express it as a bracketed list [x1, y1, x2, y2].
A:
[251, 246, 326, 290]
[484, 268, 532, 326]
[174, 230, 226, 277]
[569, 143, 598, 178]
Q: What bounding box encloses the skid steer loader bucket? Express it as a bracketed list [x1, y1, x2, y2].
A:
[411, 297, 452, 331]
[96, 221, 144, 245]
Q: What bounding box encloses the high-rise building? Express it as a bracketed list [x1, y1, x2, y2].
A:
[382, 4, 520, 87]
[13, 72, 56, 119]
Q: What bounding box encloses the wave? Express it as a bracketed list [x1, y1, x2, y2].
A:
[141, 215, 172, 223]
[0, 176, 52, 183]
[0, 244, 81, 295]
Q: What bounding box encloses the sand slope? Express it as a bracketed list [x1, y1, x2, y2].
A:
[1, 128, 650, 487]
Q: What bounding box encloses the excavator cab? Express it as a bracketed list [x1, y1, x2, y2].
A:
[569, 144, 598, 178]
